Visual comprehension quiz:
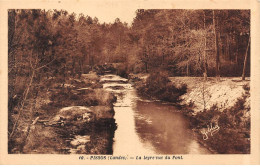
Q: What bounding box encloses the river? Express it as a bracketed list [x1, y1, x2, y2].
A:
[101, 74, 210, 155]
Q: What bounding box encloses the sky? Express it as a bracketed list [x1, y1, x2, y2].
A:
[50, 1, 138, 25]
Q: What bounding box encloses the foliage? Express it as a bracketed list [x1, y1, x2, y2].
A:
[131, 9, 250, 76]
[137, 71, 187, 102]
[205, 128, 250, 154]
[187, 87, 250, 153]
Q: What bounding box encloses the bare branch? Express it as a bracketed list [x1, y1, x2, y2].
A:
[35, 58, 56, 71]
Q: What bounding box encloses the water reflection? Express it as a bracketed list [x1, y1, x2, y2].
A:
[101, 74, 210, 155]
[134, 100, 210, 154]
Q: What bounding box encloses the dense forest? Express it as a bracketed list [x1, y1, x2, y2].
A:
[8, 9, 250, 78]
[8, 9, 250, 148]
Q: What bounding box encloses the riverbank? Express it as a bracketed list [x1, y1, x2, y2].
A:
[129, 73, 250, 154]
[9, 72, 117, 154]
[179, 77, 250, 154]
[170, 77, 250, 114]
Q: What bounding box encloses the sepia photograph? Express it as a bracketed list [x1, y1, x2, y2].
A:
[6, 8, 251, 156]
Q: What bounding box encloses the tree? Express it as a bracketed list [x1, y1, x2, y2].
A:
[213, 10, 220, 79]
[242, 36, 250, 80]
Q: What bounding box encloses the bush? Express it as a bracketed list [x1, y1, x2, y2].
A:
[115, 63, 128, 78]
[194, 94, 248, 129]
[243, 83, 250, 93]
[192, 104, 220, 128]
[159, 82, 187, 102]
[188, 94, 250, 154]
[205, 128, 250, 154]
[137, 71, 187, 103]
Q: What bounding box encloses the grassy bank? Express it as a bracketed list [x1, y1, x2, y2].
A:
[9, 72, 117, 154]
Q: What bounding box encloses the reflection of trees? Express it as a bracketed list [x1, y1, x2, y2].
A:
[134, 100, 194, 154]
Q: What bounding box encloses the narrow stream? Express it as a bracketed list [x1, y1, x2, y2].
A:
[101, 74, 210, 155]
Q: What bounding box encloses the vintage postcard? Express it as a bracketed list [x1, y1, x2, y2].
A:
[0, 0, 259, 165]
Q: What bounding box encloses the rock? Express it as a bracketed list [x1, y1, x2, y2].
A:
[77, 87, 91, 91]
[69, 145, 87, 154]
[70, 135, 91, 147]
[77, 145, 87, 153]
[52, 104, 116, 125]
[69, 149, 78, 154]
[53, 106, 95, 123]
[100, 74, 128, 82]
[106, 85, 125, 90]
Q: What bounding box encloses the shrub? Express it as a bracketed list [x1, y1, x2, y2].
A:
[138, 71, 187, 103]
[115, 63, 128, 78]
[159, 82, 187, 102]
[189, 94, 250, 154]
[205, 128, 250, 154]
[193, 104, 220, 128]
[243, 83, 250, 96]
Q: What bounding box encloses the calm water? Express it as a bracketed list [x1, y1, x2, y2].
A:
[101, 74, 210, 155]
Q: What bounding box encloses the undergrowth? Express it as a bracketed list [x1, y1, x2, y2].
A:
[185, 83, 250, 154]
[137, 71, 187, 103]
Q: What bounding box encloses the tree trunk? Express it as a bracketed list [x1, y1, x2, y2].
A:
[203, 10, 208, 79]
[235, 34, 239, 64]
[145, 62, 148, 73]
[227, 34, 231, 62]
[72, 57, 76, 77]
[143, 46, 148, 73]
[9, 70, 35, 139]
[8, 10, 16, 55]
[213, 10, 220, 79]
[242, 36, 250, 80]
[186, 61, 189, 76]
[79, 59, 82, 77]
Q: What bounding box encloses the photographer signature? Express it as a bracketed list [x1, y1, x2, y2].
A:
[200, 123, 220, 140]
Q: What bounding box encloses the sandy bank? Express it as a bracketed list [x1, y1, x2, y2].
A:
[169, 77, 250, 115]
